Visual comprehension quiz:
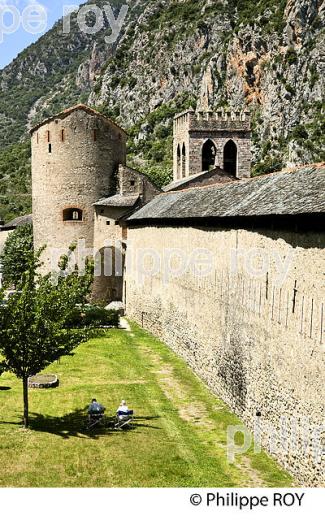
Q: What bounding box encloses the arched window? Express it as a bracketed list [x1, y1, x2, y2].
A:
[63, 208, 83, 222]
[177, 144, 181, 179]
[202, 139, 216, 172]
[182, 143, 186, 178]
[223, 140, 237, 176]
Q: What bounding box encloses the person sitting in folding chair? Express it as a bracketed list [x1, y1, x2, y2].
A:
[115, 400, 134, 429]
[87, 398, 106, 429]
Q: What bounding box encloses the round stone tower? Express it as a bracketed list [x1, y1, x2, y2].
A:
[31, 104, 127, 275]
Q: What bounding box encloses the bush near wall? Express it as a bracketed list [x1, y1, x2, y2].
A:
[66, 306, 119, 329]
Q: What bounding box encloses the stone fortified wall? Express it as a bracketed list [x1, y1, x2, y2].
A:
[92, 165, 160, 302]
[92, 207, 126, 303]
[32, 109, 126, 275]
[126, 225, 325, 486]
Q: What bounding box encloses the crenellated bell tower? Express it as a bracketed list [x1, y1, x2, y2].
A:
[173, 108, 251, 181]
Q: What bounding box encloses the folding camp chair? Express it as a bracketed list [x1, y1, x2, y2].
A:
[87, 412, 105, 430]
[114, 410, 134, 430]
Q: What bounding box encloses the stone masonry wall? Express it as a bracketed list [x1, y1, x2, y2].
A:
[92, 207, 126, 302]
[189, 130, 251, 179]
[32, 109, 126, 275]
[117, 165, 161, 203]
[91, 165, 160, 302]
[173, 110, 251, 180]
[126, 224, 325, 486]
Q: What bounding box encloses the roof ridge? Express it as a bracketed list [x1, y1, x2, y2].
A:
[128, 165, 325, 221]
[159, 163, 323, 196]
[30, 104, 128, 136]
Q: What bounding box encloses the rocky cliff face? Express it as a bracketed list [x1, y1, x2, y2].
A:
[88, 0, 324, 171]
[0, 0, 324, 217]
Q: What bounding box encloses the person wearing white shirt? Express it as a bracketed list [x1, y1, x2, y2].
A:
[117, 400, 129, 415]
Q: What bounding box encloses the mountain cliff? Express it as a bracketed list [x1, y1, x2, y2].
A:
[0, 0, 324, 220]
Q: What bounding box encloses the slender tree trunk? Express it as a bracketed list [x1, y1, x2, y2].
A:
[23, 376, 29, 428]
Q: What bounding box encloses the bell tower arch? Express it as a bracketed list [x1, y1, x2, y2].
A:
[173, 108, 251, 181]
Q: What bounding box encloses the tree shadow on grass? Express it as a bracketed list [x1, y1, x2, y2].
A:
[1, 409, 162, 438]
[27, 407, 97, 439]
[26, 409, 161, 439]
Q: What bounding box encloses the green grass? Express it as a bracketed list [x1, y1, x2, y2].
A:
[0, 323, 292, 487]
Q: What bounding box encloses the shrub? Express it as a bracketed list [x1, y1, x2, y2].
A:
[253, 156, 284, 176]
[290, 125, 308, 141]
[66, 306, 119, 328]
[286, 48, 298, 65]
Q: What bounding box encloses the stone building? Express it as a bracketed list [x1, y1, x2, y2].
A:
[30, 105, 159, 292]
[1, 102, 324, 485]
[1, 103, 251, 288]
[28, 103, 244, 295]
[126, 164, 325, 486]
[0, 214, 32, 255]
[92, 164, 160, 301]
[31, 105, 127, 275]
[173, 108, 251, 181]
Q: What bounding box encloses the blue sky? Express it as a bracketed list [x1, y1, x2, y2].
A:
[0, 0, 86, 69]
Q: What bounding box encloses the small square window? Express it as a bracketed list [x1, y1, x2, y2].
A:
[106, 220, 111, 226]
[130, 180, 135, 187]
[115, 221, 119, 226]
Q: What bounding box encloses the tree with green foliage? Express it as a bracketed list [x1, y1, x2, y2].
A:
[0, 248, 94, 428]
[0, 142, 32, 221]
[0, 223, 33, 289]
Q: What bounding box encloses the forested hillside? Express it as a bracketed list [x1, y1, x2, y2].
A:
[0, 0, 324, 221]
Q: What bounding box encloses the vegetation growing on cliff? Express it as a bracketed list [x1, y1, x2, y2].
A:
[0, 0, 323, 218]
[0, 142, 31, 221]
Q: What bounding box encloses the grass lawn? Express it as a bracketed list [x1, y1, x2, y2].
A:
[0, 322, 293, 487]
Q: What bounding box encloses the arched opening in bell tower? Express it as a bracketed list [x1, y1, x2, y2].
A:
[202, 140, 216, 172]
[224, 140, 238, 176]
[177, 144, 181, 179]
[182, 143, 186, 178]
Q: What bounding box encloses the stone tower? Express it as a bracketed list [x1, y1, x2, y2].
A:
[31, 105, 127, 274]
[173, 108, 251, 181]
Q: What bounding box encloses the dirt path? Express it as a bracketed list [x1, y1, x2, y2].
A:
[137, 341, 268, 487]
